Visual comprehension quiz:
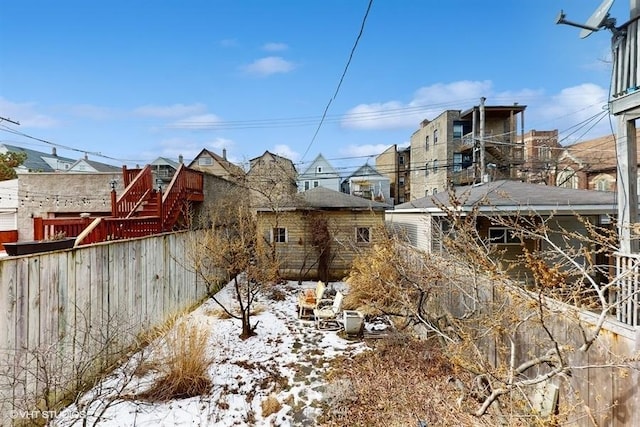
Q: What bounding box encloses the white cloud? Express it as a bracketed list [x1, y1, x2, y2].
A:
[242, 56, 296, 76]
[0, 97, 58, 128]
[134, 103, 207, 118]
[339, 143, 389, 158]
[263, 42, 288, 52]
[527, 83, 609, 143]
[168, 114, 223, 130]
[342, 80, 494, 130]
[272, 144, 300, 162]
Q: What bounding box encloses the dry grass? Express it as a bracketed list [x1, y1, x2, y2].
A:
[133, 319, 212, 402]
[261, 394, 282, 417]
[320, 335, 499, 427]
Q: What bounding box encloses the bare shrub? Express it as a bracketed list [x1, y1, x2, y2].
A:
[134, 320, 212, 402]
[321, 336, 497, 427]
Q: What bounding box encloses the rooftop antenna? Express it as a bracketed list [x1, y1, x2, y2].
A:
[556, 0, 620, 38]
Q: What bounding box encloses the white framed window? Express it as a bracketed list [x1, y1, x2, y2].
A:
[557, 168, 578, 189]
[313, 181, 319, 188]
[198, 157, 213, 166]
[317, 166, 323, 174]
[356, 227, 371, 243]
[304, 181, 310, 190]
[272, 227, 287, 243]
[399, 177, 405, 187]
[488, 227, 520, 245]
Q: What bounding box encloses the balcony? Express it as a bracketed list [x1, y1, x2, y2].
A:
[610, 15, 640, 114]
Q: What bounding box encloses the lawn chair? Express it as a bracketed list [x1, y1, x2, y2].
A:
[297, 281, 325, 319]
[314, 291, 344, 330]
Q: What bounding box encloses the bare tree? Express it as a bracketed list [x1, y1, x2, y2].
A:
[188, 194, 279, 339]
[345, 190, 640, 423]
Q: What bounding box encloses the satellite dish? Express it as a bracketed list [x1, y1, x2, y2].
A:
[555, 0, 617, 39]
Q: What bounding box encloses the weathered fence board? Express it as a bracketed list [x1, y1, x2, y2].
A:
[0, 230, 211, 425]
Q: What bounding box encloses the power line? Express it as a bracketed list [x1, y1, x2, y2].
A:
[300, 0, 374, 162]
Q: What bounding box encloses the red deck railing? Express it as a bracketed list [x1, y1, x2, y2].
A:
[113, 165, 154, 218]
[32, 164, 204, 246]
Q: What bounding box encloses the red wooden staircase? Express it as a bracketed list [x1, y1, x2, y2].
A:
[34, 164, 204, 245]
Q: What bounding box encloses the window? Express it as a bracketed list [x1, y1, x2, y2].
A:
[356, 227, 371, 243]
[432, 159, 438, 173]
[537, 145, 550, 160]
[313, 181, 319, 188]
[595, 180, 608, 191]
[453, 152, 472, 172]
[425, 161, 430, 176]
[557, 168, 578, 189]
[317, 166, 323, 174]
[198, 157, 213, 166]
[425, 135, 430, 150]
[453, 123, 464, 139]
[304, 181, 310, 190]
[488, 227, 520, 245]
[272, 227, 287, 243]
[432, 188, 437, 195]
[433, 129, 439, 144]
[399, 155, 405, 165]
[399, 177, 405, 187]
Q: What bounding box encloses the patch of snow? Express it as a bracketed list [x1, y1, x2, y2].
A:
[50, 281, 368, 426]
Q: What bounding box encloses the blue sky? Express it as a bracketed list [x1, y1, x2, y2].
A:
[0, 0, 629, 175]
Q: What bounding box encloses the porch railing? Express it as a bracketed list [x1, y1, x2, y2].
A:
[614, 252, 640, 326]
[611, 16, 640, 99]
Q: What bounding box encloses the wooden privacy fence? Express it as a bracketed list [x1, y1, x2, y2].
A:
[0, 230, 213, 425]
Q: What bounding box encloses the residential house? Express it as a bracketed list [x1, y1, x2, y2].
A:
[150, 156, 181, 185]
[341, 163, 391, 203]
[409, 103, 526, 199]
[246, 151, 298, 208]
[554, 129, 640, 193]
[386, 180, 617, 282]
[256, 186, 389, 281]
[188, 148, 245, 184]
[376, 144, 411, 204]
[297, 153, 341, 192]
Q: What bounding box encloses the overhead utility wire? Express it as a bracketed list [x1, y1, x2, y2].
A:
[300, 0, 374, 162]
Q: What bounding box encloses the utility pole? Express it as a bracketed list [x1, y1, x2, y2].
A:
[479, 97, 486, 183]
[0, 116, 20, 126]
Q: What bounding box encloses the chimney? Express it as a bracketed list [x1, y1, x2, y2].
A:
[223, 148, 227, 160]
[84, 152, 88, 160]
[420, 119, 430, 128]
[52, 147, 57, 156]
[178, 154, 183, 164]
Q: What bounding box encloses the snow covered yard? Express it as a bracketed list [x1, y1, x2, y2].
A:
[50, 281, 368, 427]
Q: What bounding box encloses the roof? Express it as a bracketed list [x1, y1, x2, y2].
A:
[393, 180, 617, 215]
[189, 149, 244, 176]
[561, 129, 640, 171]
[69, 158, 121, 172]
[345, 163, 386, 180]
[257, 187, 391, 211]
[1, 143, 76, 172]
[151, 157, 180, 169]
